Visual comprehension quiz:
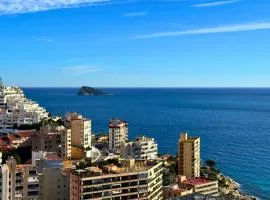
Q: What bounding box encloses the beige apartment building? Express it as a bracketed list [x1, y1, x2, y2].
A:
[38, 167, 70, 200]
[178, 133, 200, 178]
[61, 128, 72, 160]
[65, 112, 92, 150]
[109, 119, 128, 153]
[32, 125, 72, 160]
[0, 157, 16, 200]
[0, 157, 39, 200]
[70, 160, 163, 200]
[36, 154, 71, 200]
[15, 165, 39, 200]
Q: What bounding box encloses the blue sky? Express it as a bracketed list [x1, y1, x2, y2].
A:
[0, 0, 270, 87]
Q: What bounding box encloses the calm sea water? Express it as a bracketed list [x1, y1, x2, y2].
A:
[23, 88, 270, 199]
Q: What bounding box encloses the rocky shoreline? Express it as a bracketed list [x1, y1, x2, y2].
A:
[218, 174, 257, 200]
[161, 155, 257, 200]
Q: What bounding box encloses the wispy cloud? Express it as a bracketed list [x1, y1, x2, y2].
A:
[67, 58, 88, 63]
[0, 0, 112, 15]
[1, 0, 234, 15]
[192, 0, 240, 8]
[123, 12, 146, 17]
[133, 22, 270, 39]
[62, 66, 103, 74]
[31, 36, 54, 42]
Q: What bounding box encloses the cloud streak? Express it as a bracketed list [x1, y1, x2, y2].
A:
[133, 22, 270, 39]
[0, 0, 112, 15]
[31, 36, 54, 42]
[62, 66, 103, 74]
[123, 12, 146, 17]
[192, 0, 239, 8]
[0, 0, 239, 15]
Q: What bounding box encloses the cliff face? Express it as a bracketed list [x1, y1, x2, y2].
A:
[77, 86, 107, 96]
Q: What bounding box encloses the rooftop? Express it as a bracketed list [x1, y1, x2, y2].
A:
[0, 132, 32, 149]
[8, 134, 21, 140]
[182, 178, 214, 186]
[109, 119, 128, 127]
[0, 146, 12, 151]
[169, 193, 245, 200]
[45, 152, 62, 161]
[17, 131, 34, 138]
[165, 184, 190, 193]
[73, 160, 161, 177]
[135, 136, 156, 142]
[180, 132, 200, 142]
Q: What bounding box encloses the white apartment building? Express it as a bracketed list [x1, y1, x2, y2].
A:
[133, 136, 158, 160]
[109, 119, 128, 153]
[0, 80, 49, 130]
[121, 136, 158, 160]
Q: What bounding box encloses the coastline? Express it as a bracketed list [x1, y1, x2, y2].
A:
[219, 174, 257, 200]
[162, 154, 257, 200]
[9, 86, 268, 199]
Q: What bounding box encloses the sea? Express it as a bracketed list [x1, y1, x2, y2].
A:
[23, 88, 270, 200]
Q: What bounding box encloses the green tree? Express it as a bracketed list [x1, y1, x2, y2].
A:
[206, 160, 216, 168]
[77, 161, 87, 169]
[207, 171, 218, 180]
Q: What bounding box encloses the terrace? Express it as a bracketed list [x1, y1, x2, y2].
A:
[183, 178, 212, 186]
[73, 159, 161, 177]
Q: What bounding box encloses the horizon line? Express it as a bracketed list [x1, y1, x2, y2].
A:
[21, 86, 270, 89]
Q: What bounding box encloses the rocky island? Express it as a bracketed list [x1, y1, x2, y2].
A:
[77, 86, 111, 96]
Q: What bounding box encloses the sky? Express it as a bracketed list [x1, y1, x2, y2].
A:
[0, 0, 270, 87]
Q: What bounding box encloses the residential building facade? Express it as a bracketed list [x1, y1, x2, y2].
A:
[109, 119, 128, 153]
[31, 125, 73, 160]
[70, 160, 163, 200]
[61, 128, 72, 160]
[37, 157, 70, 200]
[133, 136, 158, 160]
[65, 113, 92, 150]
[0, 80, 48, 130]
[0, 157, 16, 200]
[32, 126, 63, 158]
[120, 136, 158, 160]
[15, 165, 39, 200]
[178, 133, 200, 178]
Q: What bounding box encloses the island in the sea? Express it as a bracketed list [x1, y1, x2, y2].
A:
[77, 86, 112, 96]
